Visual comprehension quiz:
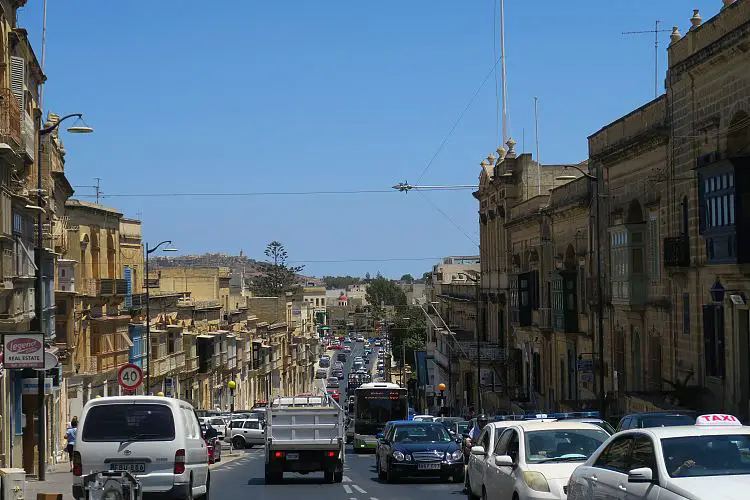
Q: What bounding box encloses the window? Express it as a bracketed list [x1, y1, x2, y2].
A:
[594, 436, 633, 472]
[698, 163, 745, 264]
[630, 435, 658, 475]
[703, 305, 725, 378]
[648, 210, 660, 278]
[82, 404, 175, 441]
[609, 224, 646, 304]
[703, 172, 735, 230]
[683, 293, 690, 335]
[243, 420, 260, 430]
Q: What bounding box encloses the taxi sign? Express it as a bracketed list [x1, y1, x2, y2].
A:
[695, 413, 742, 426]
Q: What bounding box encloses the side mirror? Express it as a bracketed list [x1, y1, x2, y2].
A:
[627, 467, 654, 483]
[375, 433, 384, 440]
[470, 446, 486, 456]
[494, 455, 514, 467]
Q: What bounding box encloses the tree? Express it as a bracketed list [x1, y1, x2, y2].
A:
[388, 307, 427, 371]
[400, 274, 414, 283]
[322, 275, 361, 290]
[250, 241, 304, 297]
[363, 272, 372, 283]
[366, 276, 407, 309]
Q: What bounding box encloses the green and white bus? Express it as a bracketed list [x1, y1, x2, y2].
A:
[353, 382, 408, 452]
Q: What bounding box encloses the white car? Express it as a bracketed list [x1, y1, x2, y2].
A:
[475, 420, 609, 500]
[467, 420, 520, 498]
[200, 416, 228, 439]
[413, 415, 436, 422]
[226, 418, 264, 449]
[567, 413, 750, 500]
[72, 396, 209, 500]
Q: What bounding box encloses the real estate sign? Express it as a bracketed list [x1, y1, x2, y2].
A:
[3, 333, 44, 368]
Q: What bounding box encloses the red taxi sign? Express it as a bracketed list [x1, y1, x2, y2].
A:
[695, 414, 742, 426]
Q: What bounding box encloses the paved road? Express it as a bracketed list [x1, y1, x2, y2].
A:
[209, 446, 463, 500]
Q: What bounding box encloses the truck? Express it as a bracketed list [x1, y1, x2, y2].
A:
[264, 394, 345, 483]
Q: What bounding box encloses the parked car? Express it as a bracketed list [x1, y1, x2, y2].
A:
[226, 418, 264, 449]
[206, 435, 221, 464]
[199, 416, 228, 440]
[376, 421, 464, 483]
[72, 396, 210, 500]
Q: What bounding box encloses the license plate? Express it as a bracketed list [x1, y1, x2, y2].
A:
[286, 453, 299, 460]
[111, 463, 146, 473]
[418, 463, 441, 470]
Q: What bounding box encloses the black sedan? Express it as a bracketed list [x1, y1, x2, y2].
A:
[375, 421, 464, 483]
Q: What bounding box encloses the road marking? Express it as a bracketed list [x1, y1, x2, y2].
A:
[352, 485, 367, 494]
[342, 475, 351, 482]
[343, 485, 353, 494]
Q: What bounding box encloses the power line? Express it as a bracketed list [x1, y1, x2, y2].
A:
[287, 257, 445, 264]
[72, 186, 476, 199]
[414, 55, 502, 185]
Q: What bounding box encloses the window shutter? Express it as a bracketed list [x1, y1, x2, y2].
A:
[698, 173, 706, 234]
[717, 306, 725, 378]
[9, 56, 24, 111]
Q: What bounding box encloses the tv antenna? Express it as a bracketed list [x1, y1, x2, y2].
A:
[73, 177, 103, 203]
[622, 20, 672, 98]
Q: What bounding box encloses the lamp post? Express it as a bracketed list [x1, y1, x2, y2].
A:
[557, 166, 605, 419]
[33, 113, 92, 480]
[227, 380, 237, 412]
[145, 240, 177, 394]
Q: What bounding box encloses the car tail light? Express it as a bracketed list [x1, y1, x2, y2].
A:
[327, 451, 336, 457]
[72, 451, 82, 476]
[274, 451, 284, 458]
[174, 449, 186, 474]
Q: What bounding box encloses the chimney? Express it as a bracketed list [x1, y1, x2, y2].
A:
[670, 26, 681, 44]
[690, 9, 702, 30]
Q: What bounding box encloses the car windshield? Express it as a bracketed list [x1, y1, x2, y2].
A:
[662, 434, 750, 478]
[82, 404, 176, 442]
[525, 429, 609, 463]
[393, 424, 451, 443]
[209, 418, 224, 426]
[640, 415, 695, 428]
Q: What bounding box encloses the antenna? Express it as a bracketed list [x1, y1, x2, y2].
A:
[622, 20, 671, 98]
[534, 97, 540, 195]
[499, 0, 509, 143]
[39, 0, 47, 108]
[73, 177, 103, 204]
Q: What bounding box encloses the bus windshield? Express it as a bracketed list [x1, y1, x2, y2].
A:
[355, 388, 407, 436]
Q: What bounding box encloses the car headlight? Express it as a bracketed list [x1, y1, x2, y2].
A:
[523, 471, 550, 492]
[450, 450, 463, 461]
[392, 451, 405, 461]
[405, 454, 413, 461]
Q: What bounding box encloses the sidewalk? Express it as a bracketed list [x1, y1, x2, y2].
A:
[24, 449, 245, 500]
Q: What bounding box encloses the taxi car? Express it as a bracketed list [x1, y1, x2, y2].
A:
[475, 421, 609, 500]
[567, 413, 750, 500]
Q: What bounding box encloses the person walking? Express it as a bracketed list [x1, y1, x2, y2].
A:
[65, 419, 78, 471]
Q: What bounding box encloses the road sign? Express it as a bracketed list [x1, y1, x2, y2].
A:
[118, 363, 143, 391]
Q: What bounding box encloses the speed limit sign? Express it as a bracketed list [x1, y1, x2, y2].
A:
[118, 363, 143, 391]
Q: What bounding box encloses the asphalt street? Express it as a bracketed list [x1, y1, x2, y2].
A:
[209, 445, 463, 500]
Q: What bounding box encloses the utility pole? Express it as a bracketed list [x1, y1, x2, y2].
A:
[622, 20, 671, 98]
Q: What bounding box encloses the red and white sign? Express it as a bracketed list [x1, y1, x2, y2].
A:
[118, 363, 143, 391]
[696, 414, 742, 426]
[3, 334, 44, 368]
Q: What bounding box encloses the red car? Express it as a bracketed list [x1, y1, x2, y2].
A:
[327, 390, 340, 402]
[206, 437, 222, 464]
[330, 344, 343, 350]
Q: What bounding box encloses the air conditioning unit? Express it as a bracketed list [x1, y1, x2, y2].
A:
[0, 468, 26, 500]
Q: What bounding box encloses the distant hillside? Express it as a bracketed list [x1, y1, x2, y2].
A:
[150, 252, 320, 285]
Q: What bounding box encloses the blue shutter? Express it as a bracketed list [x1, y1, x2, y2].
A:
[124, 266, 133, 308]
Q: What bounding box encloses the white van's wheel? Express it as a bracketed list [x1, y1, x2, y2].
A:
[186, 477, 194, 500]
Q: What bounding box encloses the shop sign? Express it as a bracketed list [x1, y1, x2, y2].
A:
[4, 334, 44, 368]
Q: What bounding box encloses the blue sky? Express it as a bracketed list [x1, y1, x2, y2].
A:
[20, 0, 719, 278]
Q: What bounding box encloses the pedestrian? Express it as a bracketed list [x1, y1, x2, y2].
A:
[65, 419, 78, 471]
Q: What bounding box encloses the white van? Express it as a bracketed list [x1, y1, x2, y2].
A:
[72, 396, 210, 500]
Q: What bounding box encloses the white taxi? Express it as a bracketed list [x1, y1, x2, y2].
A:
[477, 421, 609, 500]
[567, 413, 750, 500]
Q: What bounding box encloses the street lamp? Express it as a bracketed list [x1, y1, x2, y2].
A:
[437, 382, 446, 416]
[556, 165, 605, 418]
[227, 380, 237, 412]
[145, 240, 178, 393]
[33, 113, 93, 480]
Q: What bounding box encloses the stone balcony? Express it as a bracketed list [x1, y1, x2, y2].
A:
[152, 351, 186, 377]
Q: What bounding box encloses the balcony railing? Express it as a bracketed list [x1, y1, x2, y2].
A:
[0, 88, 21, 149]
[455, 342, 507, 363]
[535, 308, 552, 330]
[185, 356, 199, 372]
[663, 236, 689, 268]
[100, 278, 129, 296]
[152, 351, 186, 377]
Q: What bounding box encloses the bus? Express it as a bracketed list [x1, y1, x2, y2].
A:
[353, 382, 408, 452]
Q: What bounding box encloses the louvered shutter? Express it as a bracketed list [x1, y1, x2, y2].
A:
[9, 56, 24, 112]
[702, 304, 715, 376]
[698, 173, 706, 234]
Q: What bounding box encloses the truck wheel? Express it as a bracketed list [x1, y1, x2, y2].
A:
[334, 462, 343, 483]
[324, 469, 334, 483]
[265, 467, 281, 484]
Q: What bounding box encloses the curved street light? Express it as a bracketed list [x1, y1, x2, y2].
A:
[35, 112, 92, 480]
[145, 240, 178, 393]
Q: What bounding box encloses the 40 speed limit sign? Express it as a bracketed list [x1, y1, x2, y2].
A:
[118, 363, 143, 391]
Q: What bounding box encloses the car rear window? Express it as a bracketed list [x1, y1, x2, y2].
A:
[82, 404, 175, 442]
[640, 415, 695, 428]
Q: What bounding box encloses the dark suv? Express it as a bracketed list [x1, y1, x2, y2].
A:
[616, 411, 696, 431]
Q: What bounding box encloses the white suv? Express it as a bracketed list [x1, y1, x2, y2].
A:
[226, 419, 264, 449]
